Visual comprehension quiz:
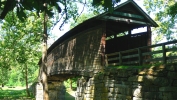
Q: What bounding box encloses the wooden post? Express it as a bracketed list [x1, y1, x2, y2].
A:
[128, 30, 131, 50]
[147, 26, 152, 63]
[128, 29, 131, 36]
[105, 54, 108, 66]
[101, 34, 106, 66]
[138, 48, 142, 65]
[119, 52, 122, 65]
[162, 44, 166, 64]
[147, 26, 152, 46]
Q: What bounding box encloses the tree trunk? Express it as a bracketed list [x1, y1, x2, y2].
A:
[25, 64, 30, 96]
[42, 4, 49, 100]
[70, 79, 72, 89]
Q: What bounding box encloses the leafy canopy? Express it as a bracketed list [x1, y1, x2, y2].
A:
[0, 0, 121, 21]
[144, 0, 177, 43]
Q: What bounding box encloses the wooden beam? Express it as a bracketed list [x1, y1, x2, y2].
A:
[102, 16, 151, 25]
[162, 44, 166, 64]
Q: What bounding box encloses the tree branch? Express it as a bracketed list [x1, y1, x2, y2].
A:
[0, 0, 16, 19]
[75, 0, 86, 22]
[59, 0, 68, 30]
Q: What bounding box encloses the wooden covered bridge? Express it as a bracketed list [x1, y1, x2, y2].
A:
[37, 1, 177, 100]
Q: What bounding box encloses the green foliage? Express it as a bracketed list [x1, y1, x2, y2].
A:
[168, 2, 177, 19]
[64, 78, 78, 89]
[0, 11, 45, 86]
[69, 0, 105, 29]
[92, 0, 120, 12]
[70, 13, 95, 29]
[144, 0, 177, 43]
[0, 0, 61, 19]
[0, 0, 118, 20]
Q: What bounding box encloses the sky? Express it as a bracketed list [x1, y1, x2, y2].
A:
[48, 0, 146, 46]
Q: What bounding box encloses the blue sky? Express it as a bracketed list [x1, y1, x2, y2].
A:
[48, 0, 146, 45]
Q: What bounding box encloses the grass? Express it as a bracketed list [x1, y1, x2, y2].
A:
[65, 88, 75, 100]
[0, 86, 75, 100]
[0, 87, 35, 100]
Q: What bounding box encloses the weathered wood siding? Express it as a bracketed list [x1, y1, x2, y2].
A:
[106, 32, 149, 53]
[47, 26, 105, 75]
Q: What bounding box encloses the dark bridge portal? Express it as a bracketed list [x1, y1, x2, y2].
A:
[37, 1, 158, 100]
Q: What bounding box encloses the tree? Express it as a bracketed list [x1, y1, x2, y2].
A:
[168, 2, 177, 19]
[0, 0, 121, 100]
[0, 0, 120, 20]
[144, 0, 177, 43]
[70, 13, 95, 29]
[0, 11, 46, 96]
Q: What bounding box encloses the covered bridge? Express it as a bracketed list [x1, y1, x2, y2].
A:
[36, 1, 176, 100]
[38, 0, 157, 80]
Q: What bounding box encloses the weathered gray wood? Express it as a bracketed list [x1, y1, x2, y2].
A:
[107, 57, 119, 61]
[122, 54, 139, 59]
[143, 58, 163, 63]
[107, 40, 177, 65]
[138, 48, 142, 65]
[167, 56, 177, 60]
[123, 60, 139, 64]
[142, 50, 163, 55]
[119, 52, 122, 65]
[166, 48, 177, 52]
[162, 44, 166, 64]
[108, 63, 119, 66]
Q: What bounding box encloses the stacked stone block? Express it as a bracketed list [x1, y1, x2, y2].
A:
[48, 82, 66, 100]
[75, 64, 177, 100]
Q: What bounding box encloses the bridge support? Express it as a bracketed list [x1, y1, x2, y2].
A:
[48, 82, 66, 100]
[74, 64, 177, 100]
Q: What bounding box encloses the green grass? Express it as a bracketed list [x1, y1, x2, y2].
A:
[0, 87, 34, 99]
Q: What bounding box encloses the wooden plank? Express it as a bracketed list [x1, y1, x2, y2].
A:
[108, 63, 120, 66]
[107, 57, 119, 61]
[138, 48, 142, 65]
[166, 48, 177, 52]
[122, 54, 139, 59]
[167, 56, 177, 60]
[143, 58, 163, 62]
[107, 40, 177, 57]
[107, 40, 177, 66]
[167, 56, 177, 63]
[123, 60, 139, 64]
[107, 48, 137, 56]
[121, 49, 137, 53]
[139, 40, 177, 49]
[142, 50, 163, 56]
[107, 52, 120, 56]
[119, 52, 122, 65]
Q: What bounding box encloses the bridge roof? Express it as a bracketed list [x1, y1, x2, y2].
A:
[38, 0, 158, 65]
[96, 0, 158, 27]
